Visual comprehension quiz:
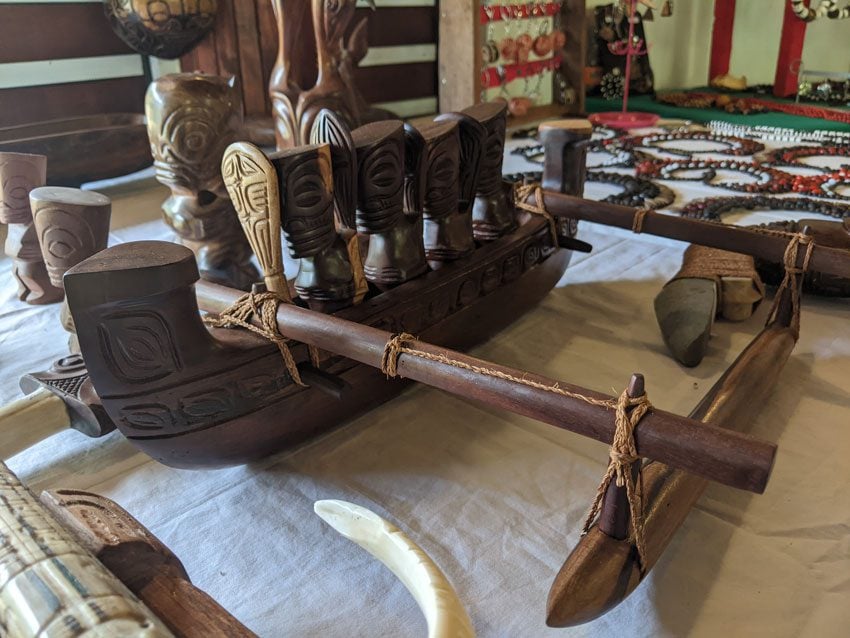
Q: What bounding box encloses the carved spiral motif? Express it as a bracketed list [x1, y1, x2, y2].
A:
[280, 151, 336, 257]
[153, 104, 226, 189]
[356, 137, 404, 234]
[423, 135, 460, 220]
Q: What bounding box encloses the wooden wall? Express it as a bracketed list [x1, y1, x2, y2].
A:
[0, 1, 148, 127]
[181, 0, 439, 119]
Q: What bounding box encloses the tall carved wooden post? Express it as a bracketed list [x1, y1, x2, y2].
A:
[30, 187, 111, 349]
[272, 144, 356, 311]
[145, 73, 259, 290]
[0, 152, 63, 304]
[352, 120, 428, 286]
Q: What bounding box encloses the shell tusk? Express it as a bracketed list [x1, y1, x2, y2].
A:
[314, 499, 475, 638]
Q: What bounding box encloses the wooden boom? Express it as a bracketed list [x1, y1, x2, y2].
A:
[195, 277, 775, 493]
[531, 191, 850, 280]
[545, 281, 801, 627]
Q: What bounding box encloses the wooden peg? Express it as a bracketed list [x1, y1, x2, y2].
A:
[538, 119, 594, 196]
[0, 151, 63, 304]
[146, 73, 259, 290]
[222, 142, 292, 302]
[30, 186, 111, 346]
[597, 373, 644, 539]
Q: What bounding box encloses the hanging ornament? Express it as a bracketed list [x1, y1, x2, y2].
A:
[600, 68, 625, 100]
[661, 0, 673, 17]
[643, 7, 654, 21]
[500, 37, 517, 60]
[552, 30, 567, 49]
[533, 22, 554, 57]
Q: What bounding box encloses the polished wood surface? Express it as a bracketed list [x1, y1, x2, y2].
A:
[0, 151, 62, 304]
[196, 275, 776, 493]
[30, 186, 111, 338]
[546, 288, 799, 627]
[145, 73, 258, 289]
[41, 489, 256, 637]
[537, 191, 850, 280]
[0, 114, 152, 186]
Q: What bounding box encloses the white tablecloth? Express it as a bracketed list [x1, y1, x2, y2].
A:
[1, 129, 849, 637]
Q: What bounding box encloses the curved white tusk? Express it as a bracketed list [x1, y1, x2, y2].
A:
[314, 499, 475, 638]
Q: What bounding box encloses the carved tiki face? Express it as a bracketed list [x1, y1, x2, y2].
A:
[145, 73, 241, 202]
[419, 121, 460, 221]
[353, 121, 404, 234]
[0, 153, 46, 225]
[31, 187, 111, 287]
[273, 144, 336, 258]
[478, 109, 507, 196]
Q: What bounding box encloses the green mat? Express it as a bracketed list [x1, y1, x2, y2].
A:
[586, 94, 850, 133]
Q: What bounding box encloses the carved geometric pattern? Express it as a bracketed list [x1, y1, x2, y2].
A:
[97, 311, 181, 384]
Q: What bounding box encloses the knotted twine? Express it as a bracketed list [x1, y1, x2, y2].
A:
[763, 232, 814, 336]
[202, 292, 320, 387]
[514, 183, 559, 245]
[380, 332, 653, 571]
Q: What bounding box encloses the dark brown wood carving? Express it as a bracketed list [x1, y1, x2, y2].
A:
[103, 0, 219, 59]
[30, 186, 111, 342]
[539, 119, 594, 196]
[270, 0, 392, 149]
[464, 102, 514, 240]
[351, 120, 428, 286]
[415, 119, 473, 263]
[271, 143, 356, 311]
[0, 151, 63, 304]
[40, 489, 256, 637]
[145, 73, 259, 290]
[19, 354, 114, 438]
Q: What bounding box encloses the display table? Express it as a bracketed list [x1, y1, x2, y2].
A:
[2, 127, 848, 637]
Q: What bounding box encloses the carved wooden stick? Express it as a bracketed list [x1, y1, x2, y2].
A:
[0, 151, 63, 304]
[41, 489, 256, 637]
[195, 275, 776, 493]
[546, 285, 800, 627]
[30, 186, 111, 345]
[0, 460, 173, 636]
[533, 191, 850, 279]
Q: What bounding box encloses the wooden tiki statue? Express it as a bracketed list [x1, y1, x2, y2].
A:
[415, 120, 471, 263]
[539, 119, 594, 196]
[464, 102, 514, 240]
[30, 187, 111, 342]
[351, 120, 428, 286]
[145, 73, 259, 290]
[0, 152, 63, 304]
[271, 143, 355, 311]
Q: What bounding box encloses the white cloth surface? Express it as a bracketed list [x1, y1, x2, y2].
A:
[1, 128, 849, 637]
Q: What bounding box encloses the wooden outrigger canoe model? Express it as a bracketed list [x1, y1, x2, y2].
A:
[6, 104, 850, 627]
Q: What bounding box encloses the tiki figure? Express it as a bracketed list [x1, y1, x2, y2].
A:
[0, 152, 63, 304]
[464, 102, 515, 240]
[415, 120, 473, 263]
[271, 144, 355, 311]
[352, 120, 427, 286]
[31, 186, 112, 345]
[145, 73, 258, 290]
